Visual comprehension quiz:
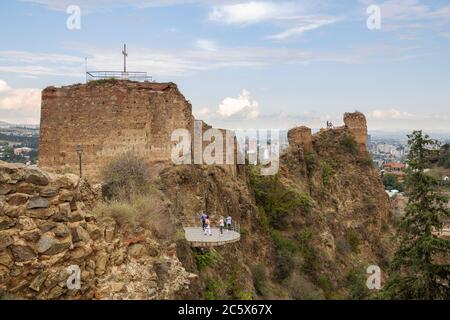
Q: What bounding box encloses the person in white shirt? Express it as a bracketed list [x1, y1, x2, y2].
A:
[226, 215, 232, 231]
[204, 216, 212, 236]
[219, 217, 225, 234]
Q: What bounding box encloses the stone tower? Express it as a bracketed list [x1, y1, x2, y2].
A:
[287, 126, 313, 151]
[343, 112, 368, 153]
[39, 81, 195, 180]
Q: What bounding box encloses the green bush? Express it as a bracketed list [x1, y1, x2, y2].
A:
[205, 279, 227, 300]
[248, 168, 311, 230]
[340, 135, 358, 155]
[274, 250, 295, 281]
[345, 269, 370, 300]
[252, 264, 268, 296]
[359, 154, 375, 167]
[322, 162, 334, 188]
[304, 151, 318, 173]
[271, 230, 297, 254]
[89, 78, 119, 85]
[296, 229, 320, 277]
[270, 231, 298, 281]
[346, 230, 361, 253]
[382, 173, 404, 192]
[317, 275, 334, 299]
[194, 250, 222, 269]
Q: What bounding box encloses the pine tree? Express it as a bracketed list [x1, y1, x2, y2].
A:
[382, 131, 450, 299]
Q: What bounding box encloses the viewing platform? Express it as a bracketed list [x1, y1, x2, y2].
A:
[184, 227, 240, 248]
[86, 71, 153, 82]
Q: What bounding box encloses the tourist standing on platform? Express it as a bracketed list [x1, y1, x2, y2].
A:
[201, 211, 207, 231]
[219, 217, 225, 235]
[226, 215, 232, 231]
[204, 216, 212, 236]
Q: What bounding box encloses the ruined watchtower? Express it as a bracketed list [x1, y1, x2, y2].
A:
[39, 80, 195, 179]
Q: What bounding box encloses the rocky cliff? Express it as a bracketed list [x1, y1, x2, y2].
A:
[156, 113, 394, 299]
[2, 111, 394, 300]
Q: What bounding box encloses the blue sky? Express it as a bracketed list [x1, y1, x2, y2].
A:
[0, 0, 449, 132]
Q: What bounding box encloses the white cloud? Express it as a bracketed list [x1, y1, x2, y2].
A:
[368, 108, 417, 120]
[268, 16, 340, 40]
[195, 39, 217, 52]
[209, 1, 296, 25]
[194, 107, 210, 117]
[0, 80, 41, 124]
[0, 80, 12, 93]
[209, 1, 341, 39]
[368, 109, 450, 121]
[217, 89, 260, 119]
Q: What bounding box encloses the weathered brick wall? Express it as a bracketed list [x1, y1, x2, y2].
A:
[39, 81, 195, 180]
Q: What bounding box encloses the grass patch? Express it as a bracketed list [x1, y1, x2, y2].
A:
[205, 279, 227, 300]
[305, 151, 318, 173]
[346, 229, 362, 253]
[322, 161, 335, 188]
[345, 269, 370, 300]
[340, 134, 358, 155]
[193, 249, 222, 269]
[90, 191, 173, 241]
[252, 264, 268, 296]
[296, 229, 321, 278]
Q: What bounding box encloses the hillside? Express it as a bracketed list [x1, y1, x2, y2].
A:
[0, 113, 395, 300]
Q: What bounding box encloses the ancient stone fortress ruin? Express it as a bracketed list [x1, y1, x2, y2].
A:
[39, 79, 367, 181]
[287, 112, 368, 153]
[39, 81, 197, 180]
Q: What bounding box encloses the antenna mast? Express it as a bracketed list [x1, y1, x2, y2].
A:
[122, 44, 128, 73]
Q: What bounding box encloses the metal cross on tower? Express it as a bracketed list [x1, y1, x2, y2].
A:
[122, 43, 128, 73]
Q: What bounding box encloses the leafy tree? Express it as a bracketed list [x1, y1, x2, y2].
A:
[382, 173, 404, 192]
[382, 131, 450, 299]
[247, 167, 311, 230]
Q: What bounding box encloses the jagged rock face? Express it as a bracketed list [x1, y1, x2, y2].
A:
[0, 161, 196, 300]
[287, 126, 313, 151]
[344, 112, 368, 153]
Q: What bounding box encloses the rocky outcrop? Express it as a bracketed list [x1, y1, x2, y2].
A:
[288, 126, 313, 151]
[0, 161, 196, 300]
[344, 112, 368, 153]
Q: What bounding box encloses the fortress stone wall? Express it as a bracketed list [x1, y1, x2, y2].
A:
[39, 81, 237, 180]
[288, 112, 368, 154]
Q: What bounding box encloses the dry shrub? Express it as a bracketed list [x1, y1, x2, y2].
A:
[101, 151, 150, 199]
[287, 273, 324, 300]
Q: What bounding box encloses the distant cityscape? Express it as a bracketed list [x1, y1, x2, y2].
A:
[1, 120, 449, 173]
[0, 122, 39, 165]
